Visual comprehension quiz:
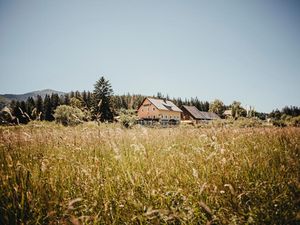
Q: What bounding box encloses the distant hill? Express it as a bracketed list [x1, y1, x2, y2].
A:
[0, 89, 66, 110]
[0, 89, 65, 104]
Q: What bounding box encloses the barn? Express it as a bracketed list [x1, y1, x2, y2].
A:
[181, 105, 220, 123]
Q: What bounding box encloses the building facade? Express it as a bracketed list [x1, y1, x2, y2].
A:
[137, 98, 182, 124]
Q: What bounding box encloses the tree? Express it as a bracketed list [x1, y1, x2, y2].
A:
[209, 99, 225, 117]
[93, 76, 114, 122]
[11, 101, 30, 124]
[86, 91, 93, 109]
[63, 94, 70, 105]
[26, 97, 35, 118]
[82, 91, 88, 107]
[51, 93, 61, 110]
[36, 95, 43, 120]
[269, 109, 281, 120]
[70, 97, 82, 108]
[54, 105, 84, 126]
[119, 109, 138, 128]
[231, 101, 246, 119]
[43, 95, 54, 121]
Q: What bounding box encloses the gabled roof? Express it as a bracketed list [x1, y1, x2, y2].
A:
[182, 105, 220, 120]
[206, 112, 221, 120]
[143, 97, 182, 112]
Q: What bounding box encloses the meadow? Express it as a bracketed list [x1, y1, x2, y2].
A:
[0, 122, 299, 224]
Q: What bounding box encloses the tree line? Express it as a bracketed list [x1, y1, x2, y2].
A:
[1, 76, 299, 125]
[4, 77, 212, 125]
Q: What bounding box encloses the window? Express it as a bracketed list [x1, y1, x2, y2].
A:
[154, 116, 155, 119]
[153, 108, 155, 111]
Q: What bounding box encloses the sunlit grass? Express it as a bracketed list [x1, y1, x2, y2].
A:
[0, 122, 299, 224]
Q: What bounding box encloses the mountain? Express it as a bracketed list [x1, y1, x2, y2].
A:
[0, 89, 66, 102]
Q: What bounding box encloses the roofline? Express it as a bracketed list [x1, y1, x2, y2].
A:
[181, 105, 220, 119]
[137, 97, 161, 111]
[137, 97, 182, 112]
[181, 105, 197, 119]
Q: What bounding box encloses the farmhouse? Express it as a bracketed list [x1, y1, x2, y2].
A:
[181, 105, 220, 123]
[137, 97, 182, 124]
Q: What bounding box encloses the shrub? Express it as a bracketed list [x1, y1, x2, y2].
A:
[53, 105, 84, 126]
[272, 120, 287, 127]
[234, 117, 263, 128]
[119, 109, 138, 128]
[290, 115, 300, 127]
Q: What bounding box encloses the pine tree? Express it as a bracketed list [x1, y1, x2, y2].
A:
[26, 97, 35, 118]
[70, 91, 75, 99]
[82, 91, 88, 107]
[51, 94, 60, 108]
[43, 95, 53, 121]
[64, 94, 70, 105]
[87, 91, 92, 109]
[36, 95, 43, 120]
[93, 76, 114, 122]
[20, 101, 27, 114]
[75, 91, 82, 100]
[12, 101, 22, 121]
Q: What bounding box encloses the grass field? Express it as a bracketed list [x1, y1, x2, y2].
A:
[0, 122, 299, 224]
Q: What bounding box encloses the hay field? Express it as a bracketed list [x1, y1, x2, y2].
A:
[0, 122, 299, 224]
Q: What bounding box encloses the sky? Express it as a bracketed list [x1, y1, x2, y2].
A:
[0, 0, 299, 112]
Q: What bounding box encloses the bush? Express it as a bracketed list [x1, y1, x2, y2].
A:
[119, 109, 138, 128]
[290, 115, 300, 127]
[272, 120, 287, 127]
[54, 105, 84, 126]
[234, 117, 263, 128]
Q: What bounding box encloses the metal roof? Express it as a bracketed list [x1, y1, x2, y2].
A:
[147, 98, 182, 112]
[182, 105, 220, 120]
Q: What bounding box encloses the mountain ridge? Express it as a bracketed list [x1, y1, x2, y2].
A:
[0, 89, 66, 102]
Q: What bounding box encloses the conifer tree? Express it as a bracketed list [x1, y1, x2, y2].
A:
[87, 91, 92, 109]
[82, 91, 88, 107]
[93, 76, 114, 122]
[64, 94, 70, 105]
[36, 95, 43, 120]
[43, 95, 53, 121]
[26, 97, 35, 118]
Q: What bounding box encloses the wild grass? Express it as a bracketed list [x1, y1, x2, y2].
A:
[0, 122, 299, 224]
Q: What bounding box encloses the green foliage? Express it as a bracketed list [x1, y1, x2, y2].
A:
[209, 99, 225, 117]
[43, 95, 54, 121]
[290, 115, 300, 127]
[230, 101, 247, 119]
[0, 125, 299, 224]
[53, 105, 84, 126]
[93, 76, 114, 122]
[234, 117, 263, 128]
[272, 120, 287, 127]
[0, 96, 10, 110]
[282, 105, 300, 117]
[36, 95, 43, 119]
[0, 107, 19, 125]
[119, 109, 138, 128]
[70, 97, 82, 108]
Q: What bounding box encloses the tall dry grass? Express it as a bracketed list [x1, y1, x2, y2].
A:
[0, 121, 299, 224]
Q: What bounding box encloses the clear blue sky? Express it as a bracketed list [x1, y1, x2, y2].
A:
[0, 0, 299, 112]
